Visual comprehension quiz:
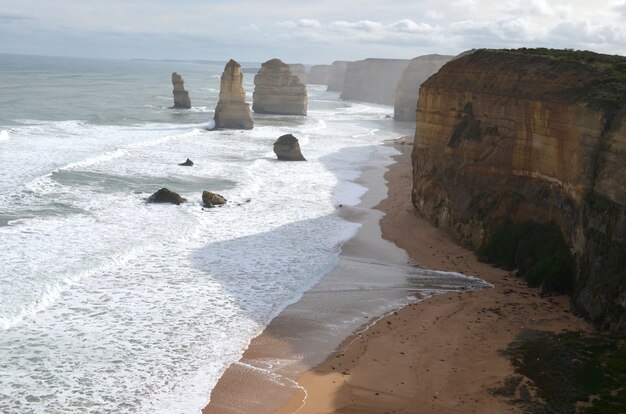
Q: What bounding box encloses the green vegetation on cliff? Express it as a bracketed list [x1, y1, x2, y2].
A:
[479, 222, 573, 293]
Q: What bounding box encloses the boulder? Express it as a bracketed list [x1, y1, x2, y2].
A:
[202, 191, 227, 208]
[308, 65, 331, 85]
[273, 134, 306, 161]
[214, 59, 254, 129]
[171, 72, 191, 109]
[178, 158, 194, 166]
[253, 59, 307, 116]
[148, 188, 186, 205]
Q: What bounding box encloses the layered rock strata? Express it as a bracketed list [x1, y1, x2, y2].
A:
[308, 64, 331, 85]
[411, 49, 626, 331]
[394, 54, 453, 121]
[214, 59, 253, 129]
[327, 61, 349, 92]
[171, 72, 191, 109]
[253, 59, 307, 116]
[341, 58, 410, 105]
[288, 64, 307, 84]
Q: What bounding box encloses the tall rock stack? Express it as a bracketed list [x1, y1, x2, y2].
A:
[171, 72, 191, 109]
[253, 59, 307, 116]
[394, 54, 453, 121]
[308, 65, 331, 85]
[214, 59, 254, 129]
[288, 64, 308, 84]
[327, 61, 349, 92]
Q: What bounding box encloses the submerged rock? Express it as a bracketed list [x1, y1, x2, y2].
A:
[178, 158, 194, 166]
[148, 188, 186, 205]
[202, 191, 227, 208]
[273, 134, 306, 161]
[214, 59, 254, 130]
[253, 59, 307, 116]
[171, 72, 191, 109]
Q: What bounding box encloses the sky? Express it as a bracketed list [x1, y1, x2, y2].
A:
[0, 0, 624, 63]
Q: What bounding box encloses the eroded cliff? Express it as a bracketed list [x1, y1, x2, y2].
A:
[341, 58, 409, 105]
[411, 49, 626, 331]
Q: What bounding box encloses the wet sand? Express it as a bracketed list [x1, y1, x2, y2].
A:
[203, 138, 590, 414]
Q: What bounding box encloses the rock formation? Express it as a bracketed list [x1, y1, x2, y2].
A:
[202, 191, 226, 208]
[178, 158, 194, 166]
[253, 59, 307, 116]
[288, 64, 307, 84]
[214, 59, 254, 130]
[411, 49, 626, 331]
[341, 58, 410, 105]
[148, 188, 186, 205]
[171, 72, 191, 109]
[308, 65, 331, 85]
[327, 61, 349, 92]
[273, 134, 306, 161]
[394, 54, 453, 121]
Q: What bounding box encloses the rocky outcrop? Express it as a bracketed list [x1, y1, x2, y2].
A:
[171, 72, 191, 109]
[273, 134, 306, 161]
[202, 191, 226, 208]
[308, 65, 331, 85]
[148, 188, 186, 205]
[214, 59, 254, 130]
[411, 49, 626, 331]
[178, 158, 194, 166]
[327, 61, 349, 92]
[288, 64, 307, 84]
[253, 59, 307, 116]
[394, 54, 453, 121]
[341, 59, 410, 105]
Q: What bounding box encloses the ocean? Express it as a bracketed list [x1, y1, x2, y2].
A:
[0, 54, 485, 413]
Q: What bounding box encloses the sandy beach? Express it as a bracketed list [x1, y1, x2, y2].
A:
[204, 138, 591, 414]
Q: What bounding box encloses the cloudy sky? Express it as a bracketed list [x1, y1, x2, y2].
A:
[0, 0, 624, 63]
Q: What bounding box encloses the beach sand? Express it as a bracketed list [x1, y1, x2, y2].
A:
[204, 138, 590, 414]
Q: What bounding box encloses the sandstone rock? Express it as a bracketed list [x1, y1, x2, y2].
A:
[202, 191, 227, 208]
[341, 59, 410, 105]
[288, 63, 307, 84]
[171, 72, 191, 109]
[411, 48, 626, 332]
[394, 54, 453, 121]
[273, 134, 306, 161]
[214, 59, 254, 129]
[253, 59, 307, 116]
[178, 158, 194, 166]
[327, 61, 349, 92]
[148, 188, 186, 205]
[308, 65, 331, 85]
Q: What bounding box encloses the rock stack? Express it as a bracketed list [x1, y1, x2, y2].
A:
[288, 64, 307, 84]
[341, 58, 410, 105]
[214, 59, 254, 129]
[171, 72, 191, 109]
[253, 59, 307, 116]
[273, 134, 306, 161]
[308, 65, 331, 85]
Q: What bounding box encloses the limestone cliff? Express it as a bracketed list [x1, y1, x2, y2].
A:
[253, 59, 307, 116]
[214, 59, 253, 130]
[308, 65, 331, 85]
[341, 58, 410, 105]
[394, 54, 453, 121]
[171, 72, 191, 109]
[288, 64, 307, 84]
[411, 49, 626, 331]
[327, 61, 349, 92]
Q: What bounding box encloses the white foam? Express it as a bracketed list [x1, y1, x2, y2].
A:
[0, 130, 9, 142]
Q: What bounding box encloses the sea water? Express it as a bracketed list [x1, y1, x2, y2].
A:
[0, 54, 480, 413]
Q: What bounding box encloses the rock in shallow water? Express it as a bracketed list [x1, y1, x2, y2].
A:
[171, 72, 191, 109]
[273, 134, 306, 161]
[148, 188, 186, 205]
[202, 191, 226, 208]
[178, 158, 194, 166]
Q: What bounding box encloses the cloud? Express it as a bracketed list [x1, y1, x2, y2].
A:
[0, 7, 30, 22]
[612, 0, 626, 16]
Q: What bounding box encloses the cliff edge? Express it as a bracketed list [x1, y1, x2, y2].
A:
[412, 48, 626, 331]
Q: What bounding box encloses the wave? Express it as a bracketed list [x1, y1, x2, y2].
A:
[0, 130, 9, 142]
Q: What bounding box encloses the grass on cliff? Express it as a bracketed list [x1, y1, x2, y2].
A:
[478, 222, 573, 294]
[498, 330, 626, 414]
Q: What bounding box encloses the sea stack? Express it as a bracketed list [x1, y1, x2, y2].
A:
[171, 72, 191, 109]
[341, 58, 410, 105]
[253, 59, 307, 116]
[394, 54, 453, 121]
[288, 64, 307, 84]
[273, 134, 306, 161]
[214, 59, 253, 129]
[308, 65, 331, 85]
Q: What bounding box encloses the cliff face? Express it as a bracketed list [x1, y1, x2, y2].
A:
[214, 59, 253, 130]
[253, 58, 307, 116]
[341, 58, 410, 105]
[308, 64, 331, 85]
[394, 54, 453, 121]
[327, 61, 349, 92]
[412, 49, 626, 331]
[171, 72, 191, 109]
[288, 64, 307, 84]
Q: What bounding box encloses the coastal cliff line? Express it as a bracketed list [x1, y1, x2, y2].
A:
[411, 48, 626, 332]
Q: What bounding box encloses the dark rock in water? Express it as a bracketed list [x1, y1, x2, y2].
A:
[273, 134, 306, 161]
[178, 158, 194, 166]
[202, 191, 227, 208]
[172, 72, 191, 109]
[148, 188, 186, 205]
